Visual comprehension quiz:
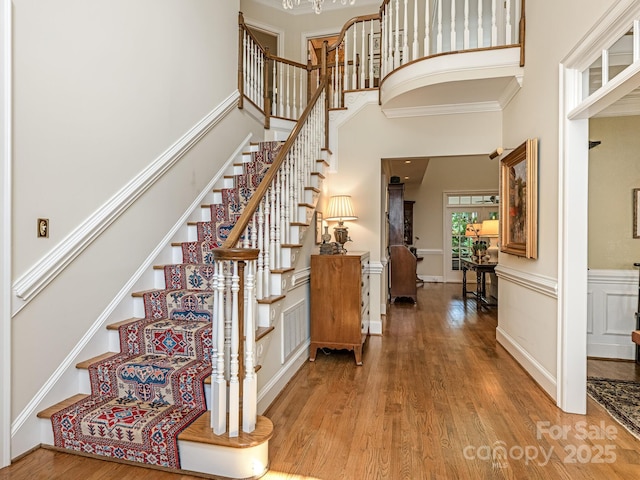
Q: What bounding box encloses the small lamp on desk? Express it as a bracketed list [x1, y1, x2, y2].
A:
[325, 195, 358, 254]
[481, 219, 499, 263]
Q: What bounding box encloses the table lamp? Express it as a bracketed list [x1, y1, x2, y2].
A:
[325, 195, 358, 254]
[481, 219, 499, 262]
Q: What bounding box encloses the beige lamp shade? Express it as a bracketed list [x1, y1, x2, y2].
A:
[481, 219, 499, 237]
[325, 195, 358, 222]
[465, 223, 482, 237]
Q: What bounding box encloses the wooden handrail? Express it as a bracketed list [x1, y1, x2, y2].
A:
[221, 75, 329, 249]
[326, 13, 381, 52]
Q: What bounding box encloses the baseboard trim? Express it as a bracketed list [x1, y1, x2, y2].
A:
[496, 326, 557, 400]
[257, 340, 310, 413]
[12, 91, 240, 314]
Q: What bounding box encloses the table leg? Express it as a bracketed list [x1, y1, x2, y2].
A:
[462, 265, 467, 296]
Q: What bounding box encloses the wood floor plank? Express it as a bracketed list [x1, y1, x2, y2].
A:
[3, 283, 640, 479]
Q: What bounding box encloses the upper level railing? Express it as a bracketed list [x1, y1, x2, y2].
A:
[239, 13, 312, 128]
[324, 0, 525, 109]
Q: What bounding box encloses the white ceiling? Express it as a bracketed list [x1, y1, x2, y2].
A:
[251, 0, 380, 15]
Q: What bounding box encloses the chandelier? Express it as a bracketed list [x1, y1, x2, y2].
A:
[282, 0, 356, 15]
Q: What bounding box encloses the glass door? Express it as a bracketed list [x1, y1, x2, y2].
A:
[445, 193, 498, 283]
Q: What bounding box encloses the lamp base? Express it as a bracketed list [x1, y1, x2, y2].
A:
[333, 224, 350, 254]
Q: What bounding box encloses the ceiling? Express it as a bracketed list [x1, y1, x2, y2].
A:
[383, 157, 430, 187]
[252, 0, 380, 14]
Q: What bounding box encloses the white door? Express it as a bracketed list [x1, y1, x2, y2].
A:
[444, 193, 498, 283]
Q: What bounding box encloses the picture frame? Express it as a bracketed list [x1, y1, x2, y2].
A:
[499, 138, 538, 259]
[369, 32, 381, 55]
[633, 188, 640, 238]
[315, 211, 323, 245]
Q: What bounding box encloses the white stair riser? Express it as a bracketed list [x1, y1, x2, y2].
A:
[269, 270, 294, 296]
[289, 225, 308, 244]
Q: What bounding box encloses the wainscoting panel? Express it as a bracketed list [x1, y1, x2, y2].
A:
[587, 269, 637, 360]
[281, 299, 309, 365]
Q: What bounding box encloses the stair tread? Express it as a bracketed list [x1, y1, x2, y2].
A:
[271, 267, 295, 274]
[256, 326, 275, 340]
[290, 222, 310, 227]
[37, 394, 89, 419]
[76, 352, 119, 369]
[257, 294, 285, 305]
[177, 411, 273, 448]
[107, 317, 143, 330]
[281, 244, 302, 249]
[305, 186, 320, 192]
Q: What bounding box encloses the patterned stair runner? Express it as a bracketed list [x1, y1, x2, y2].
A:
[49, 141, 279, 468]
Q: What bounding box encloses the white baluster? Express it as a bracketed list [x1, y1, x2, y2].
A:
[381, 9, 387, 77]
[258, 49, 264, 110]
[352, 25, 357, 90]
[424, 0, 430, 57]
[437, 0, 443, 53]
[263, 194, 271, 298]
[602, 49, 610, 86]
[477, 0, 484, 48]
[450, 0, 456, 51]
[369, 20, 375, 86]
[464, 0, 470, 49]
[344, 32, 350, 92]
[292, 67, 297, 118]
[243, 32, 248, 97]
[286, 64, 291, 118]
[394, 0, 400, 69]
[243, 259, 257, 433]
[506, 0, 512, 44]
[336, 43, 340, 107]
[211, 262, 227, 435]
[274, 171, 282, 270]
[278, 62, 284, 117]
[272, 59, 277, 117]
[412, 0, 419, 61]
[360, 23, 365, 89]
[403, 0, 409, 64]
[228, 261, 240, 437]
[491, 0, 497, 46]
[256, 203, 264, 300]
[269, 183, 276, 271]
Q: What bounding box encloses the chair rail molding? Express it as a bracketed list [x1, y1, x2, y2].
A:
[11, 91, 240, 315]
[495, 264, 558, 298]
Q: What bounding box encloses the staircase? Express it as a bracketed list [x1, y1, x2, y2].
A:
[36, 112, 329, 478]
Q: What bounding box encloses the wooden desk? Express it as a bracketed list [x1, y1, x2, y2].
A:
[461, 258, 498, 307]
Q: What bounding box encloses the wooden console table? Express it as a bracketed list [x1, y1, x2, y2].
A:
[461, 258, 498, 307]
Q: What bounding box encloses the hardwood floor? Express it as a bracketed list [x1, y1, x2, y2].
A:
[2, 283, 640, 479]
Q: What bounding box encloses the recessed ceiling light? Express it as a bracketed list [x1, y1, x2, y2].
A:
[404, 176, 409, 179]
[405, 160, 411, 164]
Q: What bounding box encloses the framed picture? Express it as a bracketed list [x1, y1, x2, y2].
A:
[315, 211, 323, 245]
[500, 138, 538, 259]
[633, 189, 640, 238]
[369, 32, 381, 55]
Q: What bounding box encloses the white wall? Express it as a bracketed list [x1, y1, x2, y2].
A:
[10, 0, 252, 454]
[332, 101, 501, 328]
[499, 0, 617, 399]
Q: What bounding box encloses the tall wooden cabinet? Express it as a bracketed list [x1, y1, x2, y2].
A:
[388, 182, 419, 303]
[309, 252, 370, 365]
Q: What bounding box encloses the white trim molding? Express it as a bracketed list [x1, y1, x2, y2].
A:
[496, 327, 557, 400]
[11, 91, 240, 314]
[416, 248, 443, 256]
[495, 264, 558, 299]
[557, 0, 640, 414]
[1, 0, 11, 467]
[11, 134, 252, 442]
